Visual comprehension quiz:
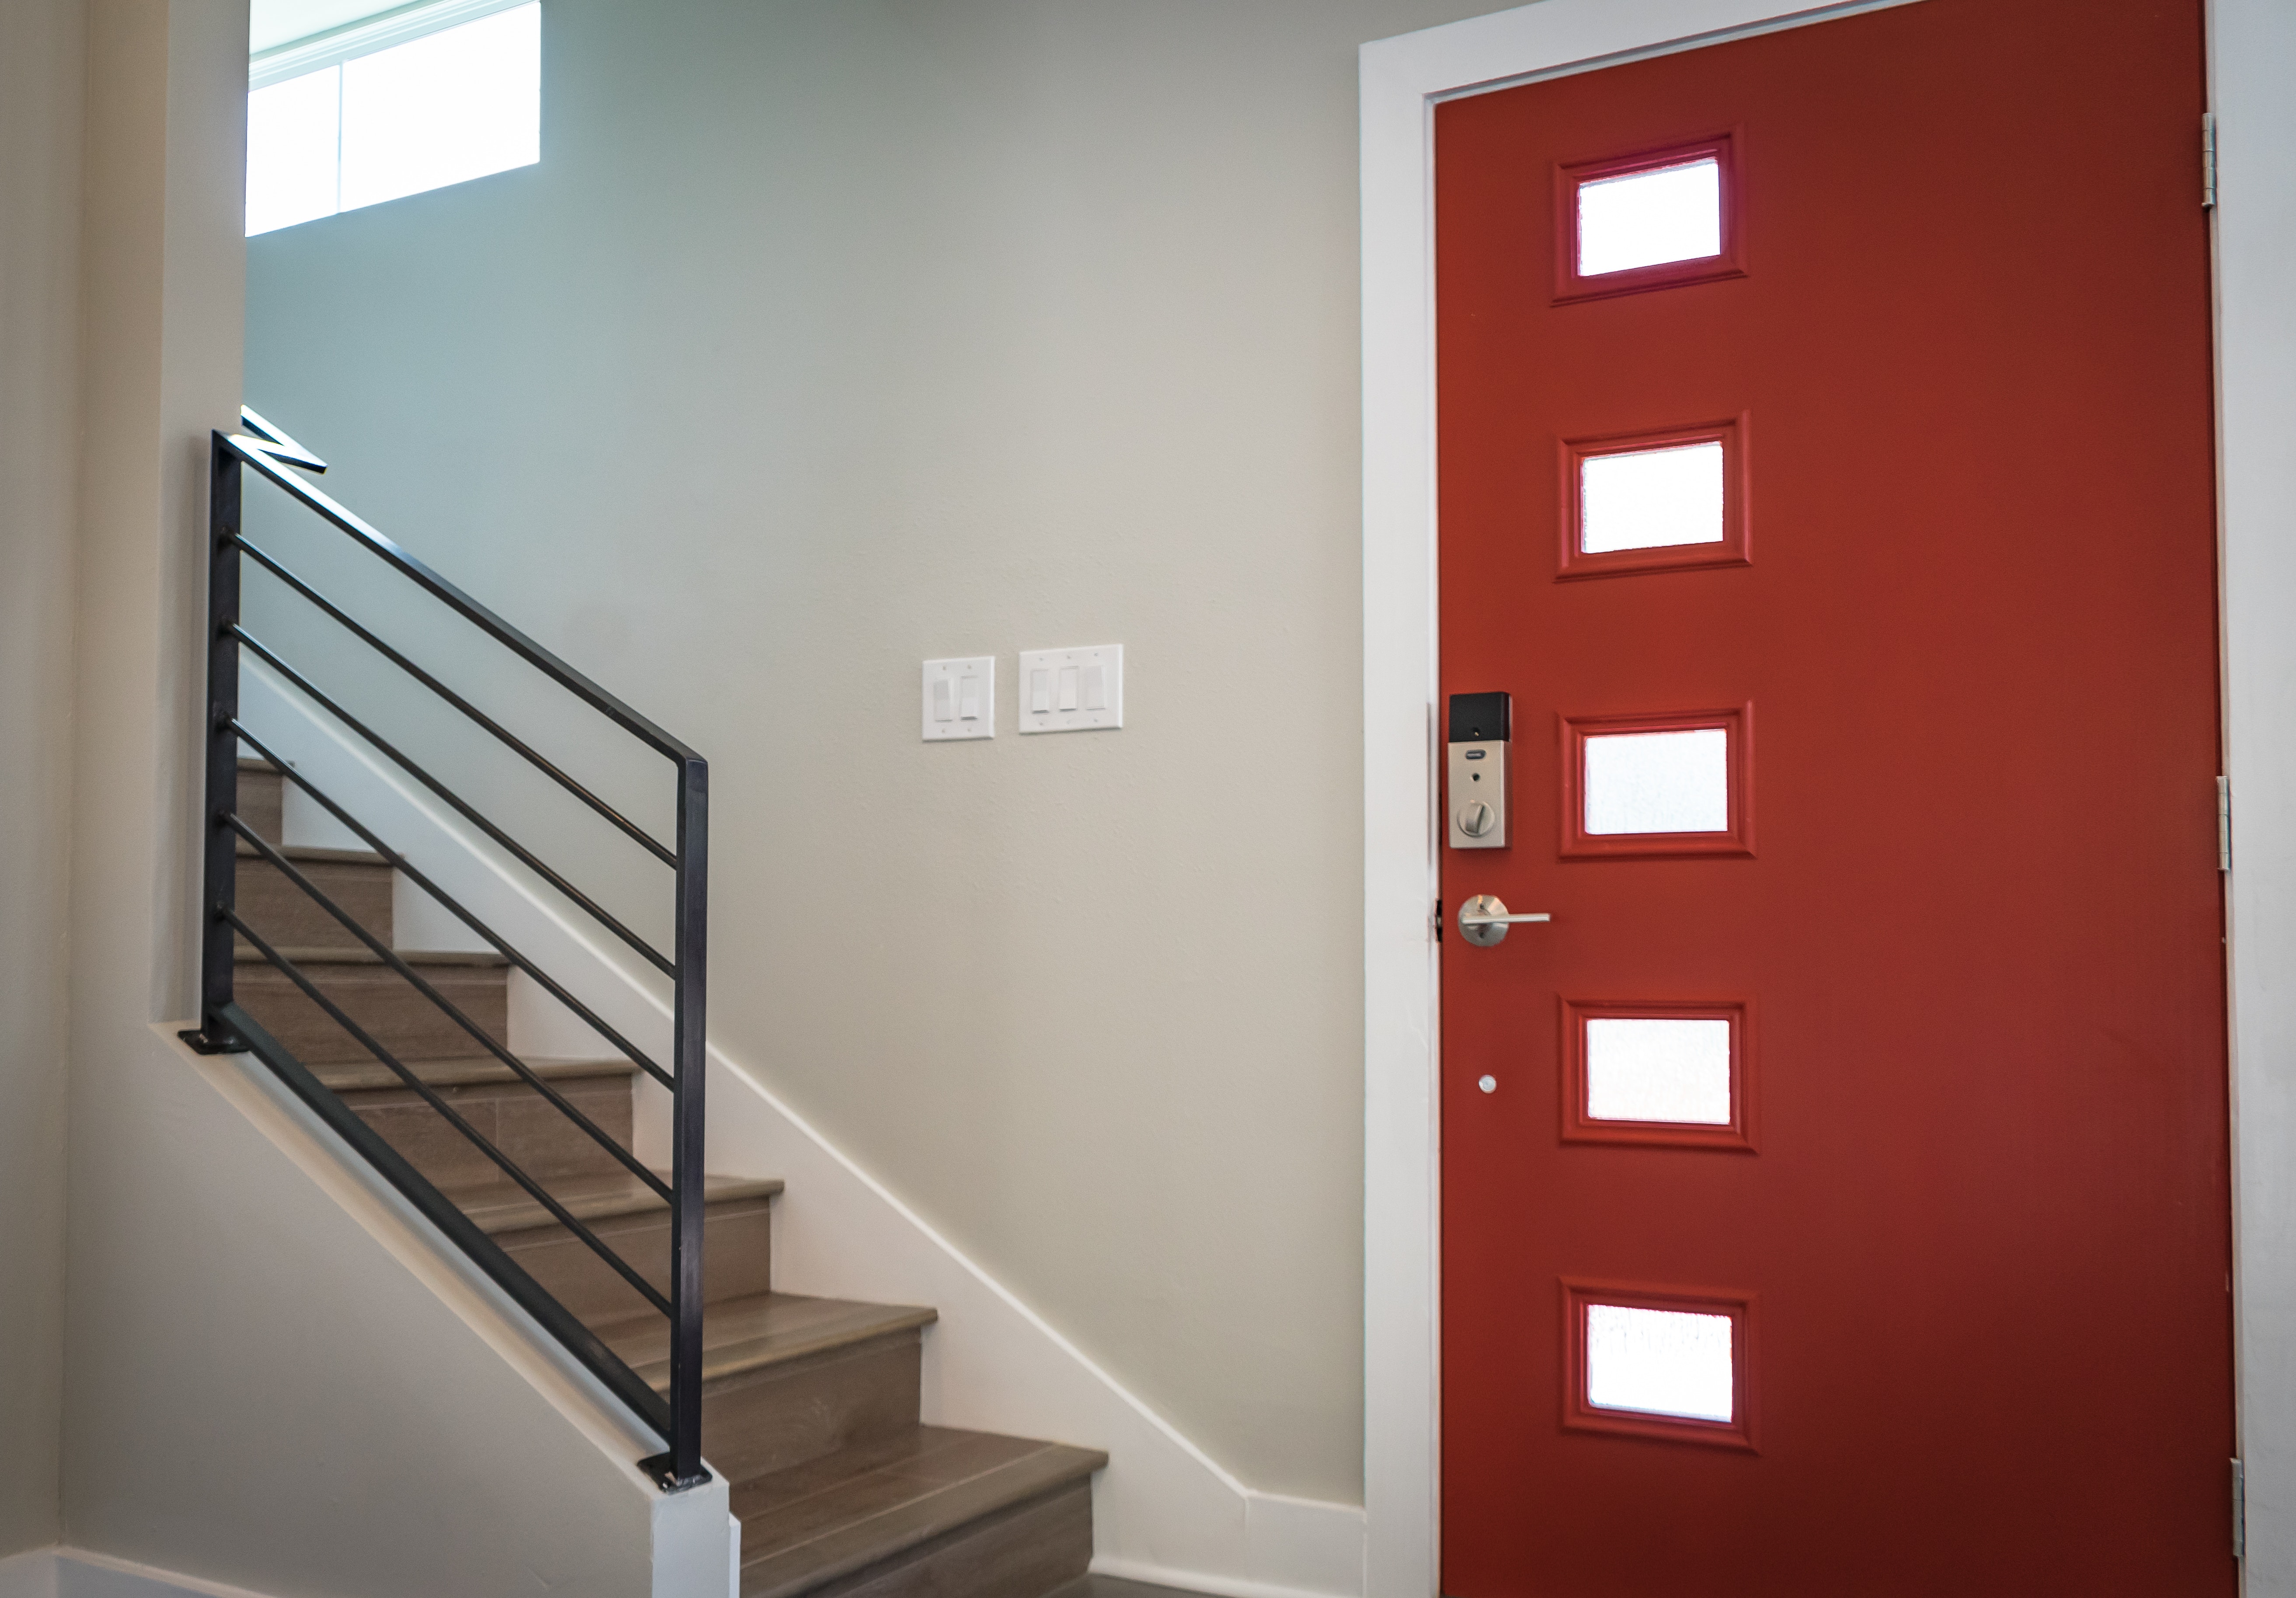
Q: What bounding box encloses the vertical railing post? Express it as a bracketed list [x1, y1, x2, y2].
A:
[657, 753, 710, 1489]
[183, 432, 245, 1055]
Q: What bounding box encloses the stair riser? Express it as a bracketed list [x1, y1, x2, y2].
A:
[235, 855, 393, 952]
[494, 1196, 773, 1325]
[702, 1331, 921, 1483]
[343, 1075, 635, 1188]
[238, 767, 284, 842]
[779, 1482, 1092, 1598]
[237, 962, 508, 1062]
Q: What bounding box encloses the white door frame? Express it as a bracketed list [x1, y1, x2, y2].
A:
[1359, 2, 2296, 1592]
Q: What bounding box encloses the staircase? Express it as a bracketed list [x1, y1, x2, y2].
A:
[196, 416, 1107, 1598]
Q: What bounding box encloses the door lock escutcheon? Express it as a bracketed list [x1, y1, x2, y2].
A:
[1448, 691, 1511, 849]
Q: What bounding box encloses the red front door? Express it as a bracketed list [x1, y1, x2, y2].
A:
[1436, 2, 2231, 1592]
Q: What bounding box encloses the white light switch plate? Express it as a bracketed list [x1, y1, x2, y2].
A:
[922, 656, 995, 740]
[1018, 645, 1122, 733]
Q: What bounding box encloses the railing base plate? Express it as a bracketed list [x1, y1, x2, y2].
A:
[640, 1452, 713, 1493]
[178, 1025, 247, 1056]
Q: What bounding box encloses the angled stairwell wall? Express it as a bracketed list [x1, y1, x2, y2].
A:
[62, 1021, 728, 1598]
[241, 661, 1367, 1598]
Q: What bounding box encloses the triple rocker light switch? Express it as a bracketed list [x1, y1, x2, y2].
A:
[921, 646, 1123, 741]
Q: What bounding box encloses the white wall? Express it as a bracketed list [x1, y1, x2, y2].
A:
[0, 0, 86, 1560]
[244, 0, 1500, 1502]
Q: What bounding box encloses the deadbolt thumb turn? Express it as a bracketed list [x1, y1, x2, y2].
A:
[1458, 894, 1551, 948]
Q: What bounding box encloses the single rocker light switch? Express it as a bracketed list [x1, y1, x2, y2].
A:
[923, 656, 995, 741]
[1019, 645, 1122, 734]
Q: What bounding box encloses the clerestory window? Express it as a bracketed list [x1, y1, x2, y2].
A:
[246, 0, 540, 237]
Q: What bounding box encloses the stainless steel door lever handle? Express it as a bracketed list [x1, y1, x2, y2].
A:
[1457, 893, 1551, 947]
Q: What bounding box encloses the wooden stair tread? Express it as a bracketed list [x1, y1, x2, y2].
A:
[595, 1291, 936, 1392]
[447, 1170, 783, 1234]
[311, 1055, 639, 1093]
[235, 945, 509, 966]
[234, 841, 386, 865]
[732, 1425, 1106, 1598]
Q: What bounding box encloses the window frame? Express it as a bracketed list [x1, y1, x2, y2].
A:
[1561, 997, 1759, 1152]
[1554, 130, 1748, 302]
[1562, 1278, 1761, 1450]
[1560, 704, 1756, 860]
[1558, 413, 1752, 580]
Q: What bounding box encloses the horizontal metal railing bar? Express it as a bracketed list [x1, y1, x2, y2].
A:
[233, 535, 678, 868]
[229, 815, 673, 1203]
[225, 913, 675, 1320]
[223, 431, 698, 766]
[230, 726, 674, 1091]
[214, 999, 674, 1440]
[231, 626, 678, 978]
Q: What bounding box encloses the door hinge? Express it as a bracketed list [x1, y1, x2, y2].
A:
[1433, 896, 1443, 943]
[2233, 1457, 2246, 1559]
[2203, 113, 2218, 210]
[2219, 776, 2232, 871]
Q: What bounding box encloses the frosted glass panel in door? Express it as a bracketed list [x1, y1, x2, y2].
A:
[1577, 158, 1722, 276]
[1586, 1304, 1734, 1421]
[1583, 727, 1728, 834]
[1586, 1018, 1732, 1124]
[1581, 441, 1725, 553]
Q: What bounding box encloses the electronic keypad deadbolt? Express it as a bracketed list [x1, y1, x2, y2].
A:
[1447, 691, 1510, 850]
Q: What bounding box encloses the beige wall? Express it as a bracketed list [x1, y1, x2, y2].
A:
[245, 0, 1495, 1501]
[0, 0, 86, 1559]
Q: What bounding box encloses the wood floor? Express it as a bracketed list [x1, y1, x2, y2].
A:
[1049, 1579, 1201, 1598]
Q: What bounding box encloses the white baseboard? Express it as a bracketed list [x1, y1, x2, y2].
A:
[1093, 1538, 1368, 1598]
[0, 1548, 56, 1598]
[59, 1549, 280, 1598]
[237, 660, 1366, 1598]
[0, 1547, 290, 1598]
[3, 1527, 1362, 1598]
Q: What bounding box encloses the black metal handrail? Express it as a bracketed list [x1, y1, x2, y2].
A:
[184, 410, 710, 1491]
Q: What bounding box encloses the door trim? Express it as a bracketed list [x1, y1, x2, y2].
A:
[1357, 1, 2281, 1591]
